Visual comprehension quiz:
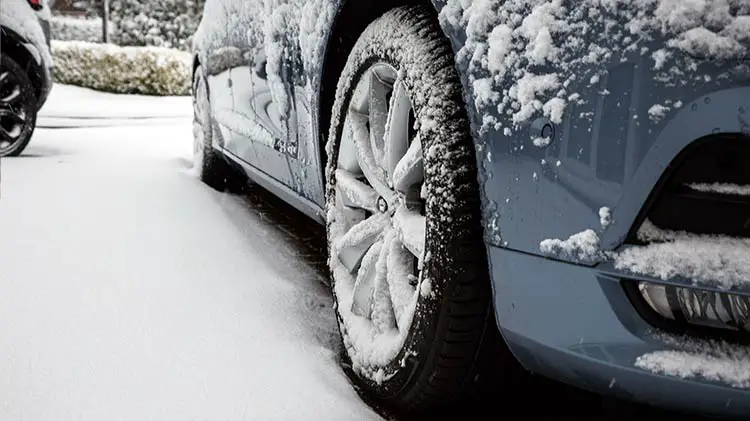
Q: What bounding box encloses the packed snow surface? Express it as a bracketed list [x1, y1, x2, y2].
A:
[0, 88, 381, 420]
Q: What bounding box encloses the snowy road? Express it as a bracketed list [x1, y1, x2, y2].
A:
[0, 87, 381, 421]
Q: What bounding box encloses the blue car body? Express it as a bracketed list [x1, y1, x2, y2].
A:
[192, 0, 750, 416]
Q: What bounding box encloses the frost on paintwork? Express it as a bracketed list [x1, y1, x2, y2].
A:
[438, 0, 750, 134]
[636, 332, 750, 389]
[299, 0, 340, 88]
[193, 0, 341, 157]
[194, 0, 339, 85]
[2, 0, 53, 66]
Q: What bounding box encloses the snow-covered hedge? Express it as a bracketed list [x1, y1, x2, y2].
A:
[51, 16, 114, 42]
[51, 40, 191, 96]
[111, 0, 204, 50]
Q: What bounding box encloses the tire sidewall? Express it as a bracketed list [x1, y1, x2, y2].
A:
[325, 6, 483, 403]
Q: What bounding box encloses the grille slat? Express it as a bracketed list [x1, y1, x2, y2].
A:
[641, 135, 750, 239]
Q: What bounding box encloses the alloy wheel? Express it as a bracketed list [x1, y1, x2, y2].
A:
[330, 62, 428, 365]
[0, 69, 31, 154]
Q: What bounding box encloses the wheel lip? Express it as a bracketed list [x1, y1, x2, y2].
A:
[329, 58, 427, 378]
[0, 68, 35, 156]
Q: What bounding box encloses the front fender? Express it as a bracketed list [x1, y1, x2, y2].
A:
[430, 0, 750, 261]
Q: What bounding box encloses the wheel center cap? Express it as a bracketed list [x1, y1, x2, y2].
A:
[377, 196, 388, 213]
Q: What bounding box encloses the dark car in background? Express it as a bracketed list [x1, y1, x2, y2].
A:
[0, 0, 53, 157]
[191, 0, 750, 417]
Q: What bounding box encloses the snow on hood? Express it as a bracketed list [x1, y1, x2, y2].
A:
[1, 0, 53, 66]
[439, 0, 750, 133]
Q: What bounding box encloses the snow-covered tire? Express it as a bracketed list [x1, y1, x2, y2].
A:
[325, 6, 499, 412]
[192, 65, 246, 193]
[0, 55, 38, 157]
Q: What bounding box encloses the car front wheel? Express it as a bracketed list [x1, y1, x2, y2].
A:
[325, 5, 505, 413]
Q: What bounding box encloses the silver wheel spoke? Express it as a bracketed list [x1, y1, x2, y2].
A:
[351, 241, 382, 318]
[0, 126, 18, 144]
[336, 213, 389, 274]
[392, 135, 424, 194]
[386, 235, 418, 327]
[368, 71, 391, 168]
[371, 233, 397, 333]
[0, 108, 25, 124]
[349, 111, 395, 203]
[384, 80, 411, 180]
[392, 206, 426, 260]
[1, 86, 20, 103]
[335, 169, 378, 213]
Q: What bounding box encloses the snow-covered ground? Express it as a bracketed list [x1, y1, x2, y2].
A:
[38, 85, 192, 128]
[0, 86, 381, 420]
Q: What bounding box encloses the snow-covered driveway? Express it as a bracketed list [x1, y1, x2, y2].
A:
[0, 86, 381, 421]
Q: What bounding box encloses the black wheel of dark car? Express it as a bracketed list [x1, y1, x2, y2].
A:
[326, 5, 509, 413]
[0, 55, 38, 157]
[192, 65, 247, 193]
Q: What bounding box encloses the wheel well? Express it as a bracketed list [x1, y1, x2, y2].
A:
[0, 27, 45, 102]
[318, 0, 431, 173]
[192, 55, 200, 79]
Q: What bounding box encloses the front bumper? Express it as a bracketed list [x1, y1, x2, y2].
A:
[490, 245, 750, 418]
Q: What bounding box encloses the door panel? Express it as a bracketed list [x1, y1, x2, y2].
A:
[201, 0, 339, 209]
[206, 70, 238, 155]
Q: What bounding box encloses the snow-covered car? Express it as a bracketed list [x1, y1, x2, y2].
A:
[0, 0, 53, 157]
[191, 0, 750, 417]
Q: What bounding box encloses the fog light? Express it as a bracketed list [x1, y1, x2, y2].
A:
[638, 282, 750, 332]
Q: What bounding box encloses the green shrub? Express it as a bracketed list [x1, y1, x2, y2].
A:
[52, 40, 191, 96]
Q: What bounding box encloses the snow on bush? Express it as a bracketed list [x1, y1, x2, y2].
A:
[51, 16, 113, 42]
[52, 40, 191, 96]
[439, 0, 750, 134]
[110, 0, 204, 50]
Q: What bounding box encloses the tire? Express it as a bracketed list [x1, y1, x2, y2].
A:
[0, 55, 38, 157]
[325, 5, 512, 413]
[192, 65, 247, 193]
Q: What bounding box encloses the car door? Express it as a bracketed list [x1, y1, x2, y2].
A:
[229, 2, 297, 189]
[199, 0, 259, 160]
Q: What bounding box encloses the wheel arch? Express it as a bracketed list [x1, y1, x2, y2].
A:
[317, 0, 464, 175]
[0, 26, 46, 105]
